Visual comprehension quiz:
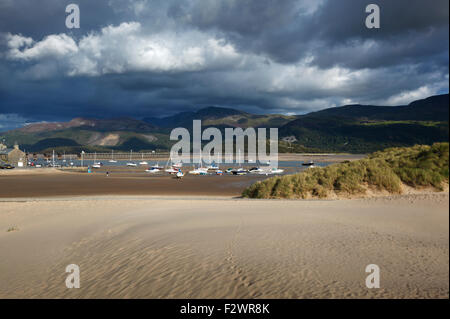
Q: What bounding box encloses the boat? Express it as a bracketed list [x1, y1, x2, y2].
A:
[126, 150, 137, 167]
[151, 163, 163, 170]
[248, 167, 263, 173]
[165, 167, 178, 174]
[189, 167, 208, 175]
[139, 153, 148, 165]
[92, 152, 103, 168]
[216, 170, 224, 175]
[302, 161, 315, 166]
[257, 167, 284, 175]
[270, 168, 284, 174]
[189, 151, 208, 175]
[145, 167, 161, 173]
[109, 150, 117, 163]
[207, 163, 220, 170]
[232, 168, 248, 175]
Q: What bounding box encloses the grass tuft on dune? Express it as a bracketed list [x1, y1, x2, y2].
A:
[243, 143, 449, 199]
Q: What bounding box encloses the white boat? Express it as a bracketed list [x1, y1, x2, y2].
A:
[165, 167, 178, 174]
[207, 163, 220, 170]
[139, 153, 148, 165]
[126, 150, 136, 167]
[270, 168, 284, 174]
[151, 163, 163, 170]
[189, 168, 208, 175]
[248, 167, 264, 173]
[92, 152, 103, 168]
[257, 167, 284, 175]
[109, 150, 117, 163]
[145, 167, 161, 173]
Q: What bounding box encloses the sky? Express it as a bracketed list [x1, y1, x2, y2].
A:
[0, 0, 448, 131]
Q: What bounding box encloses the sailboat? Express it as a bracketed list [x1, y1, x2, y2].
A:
[109, 150, 117, 163]
[232, 168, 248, 175]
[139, 153, 148, 165]
[206, 154, 220, 170]
[164, 157, 184, 174]
[145, 167, 161, 173]
[249, 167, 264, 174]
[189, 152, 208, 175]
[151, 162, 163, 170]
[92, 152, 102, 168]
[126, 150, 137, 167]
[62, 151, 67, 162]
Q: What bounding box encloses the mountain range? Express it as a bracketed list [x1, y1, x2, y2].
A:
[0, 94, 448, 154]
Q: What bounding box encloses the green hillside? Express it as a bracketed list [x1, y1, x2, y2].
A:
[243, 142, 449, 199]
[280, 94, 449, 153]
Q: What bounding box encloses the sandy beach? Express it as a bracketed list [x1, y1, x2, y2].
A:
[0, 193, 448, 299]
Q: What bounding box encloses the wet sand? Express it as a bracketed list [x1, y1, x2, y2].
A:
[0, 193, 448, 299]
[0, 171, 267, 198]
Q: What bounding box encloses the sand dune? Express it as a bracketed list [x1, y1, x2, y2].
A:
[0, 194, 448, 298]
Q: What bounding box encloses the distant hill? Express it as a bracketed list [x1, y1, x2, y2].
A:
[303, 94, 448, 121]
[280, 94, 449, 153]
[0, 95, 448, 153]
[144, 106, 295, 129]
[17, 117, 157, 134]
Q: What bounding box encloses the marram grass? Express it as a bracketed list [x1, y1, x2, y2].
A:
[242, 143, 449, 199]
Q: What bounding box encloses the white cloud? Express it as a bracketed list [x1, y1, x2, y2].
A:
[7, 33, 78, 60]
[6, 22, 243, 76]
[383, 86, 436, 105]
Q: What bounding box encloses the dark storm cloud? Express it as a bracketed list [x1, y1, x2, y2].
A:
[178, 0, 449, 68]
[0, 0, 448, 126]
